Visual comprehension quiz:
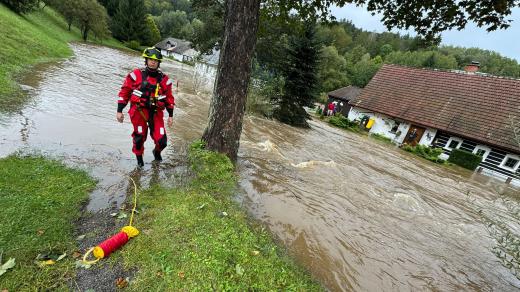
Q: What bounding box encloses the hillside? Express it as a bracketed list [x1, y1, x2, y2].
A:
[0, 3, 124, 110]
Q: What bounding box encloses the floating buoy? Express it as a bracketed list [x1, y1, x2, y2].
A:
[82, 177, 139, 265]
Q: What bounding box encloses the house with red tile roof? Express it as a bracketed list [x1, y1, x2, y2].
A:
[347, 63, 520, 186]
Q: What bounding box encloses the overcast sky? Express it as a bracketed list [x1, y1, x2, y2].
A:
[331, 4, 520, 62]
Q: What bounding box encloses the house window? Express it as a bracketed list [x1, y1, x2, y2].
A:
[390, 121, 400, 133]
[444, 137, 462, 150]
[500, 154, 520, 171]
[505, 158, 519, 168]
[472, 145, 491, 161]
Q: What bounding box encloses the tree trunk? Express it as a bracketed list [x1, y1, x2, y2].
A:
[82, 26, 89, 41]
[202, 0, 261, 162]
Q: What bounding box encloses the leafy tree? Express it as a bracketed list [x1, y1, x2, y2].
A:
[76, 0, 111, 41]
[144, 0, 172, 16]
[318, 46, 350, 93]
[349, 57, 382, 87]
[379, 43, 393, 58]
[142, 14, 161, 46]
[50, 0, 79, 31]
[385, 50, 458, 69]
[202, 0, 520, 162]
[111, 0, 148, 43]
[172, 0, 192, 15]
[155, 10, 192, 39]
[191, 0, 224, 54]
[273, 23, 320, 127]
[1, 0, 38, 13]
[344, 45, 367, 64]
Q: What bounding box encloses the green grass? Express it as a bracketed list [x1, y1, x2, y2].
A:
[370, 133, 394, 144]
[0, 3, 126, 111]
[0, 156, 96, 290]
[119, 141, 322, 290]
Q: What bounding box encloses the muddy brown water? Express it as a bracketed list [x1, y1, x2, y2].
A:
[1, 43, 520, 291]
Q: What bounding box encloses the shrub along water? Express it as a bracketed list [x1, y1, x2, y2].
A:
[402, 144, 445, 163]
[117, 141, 322, 290]
[328, 114, 359, 131]
[0, 156, 95, 290]
[448, 149, 483, 170]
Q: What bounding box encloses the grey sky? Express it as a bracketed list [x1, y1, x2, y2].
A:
[331, 4, 520, 62]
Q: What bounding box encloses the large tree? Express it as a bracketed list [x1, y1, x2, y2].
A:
[76, 0, 111, 41]
[111, 0, 148, 43]
[1, 0, 38, 13]
[273, 23, 320, 127]
[202, 0, 519, 162]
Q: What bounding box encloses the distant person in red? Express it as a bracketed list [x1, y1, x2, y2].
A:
[116, 47, 175, 167]
[327, 102, 334, 116]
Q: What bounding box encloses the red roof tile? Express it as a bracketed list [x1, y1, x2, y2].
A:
[351, 64, 520, 153]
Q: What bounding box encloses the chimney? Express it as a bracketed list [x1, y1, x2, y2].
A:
[464, 61, 480, 74]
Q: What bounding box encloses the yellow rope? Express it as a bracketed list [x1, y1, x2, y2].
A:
[82, 247, 100, 265]
[128, 177, 138, 227]
[82, 176, 139, 264]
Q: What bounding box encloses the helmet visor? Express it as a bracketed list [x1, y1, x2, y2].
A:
[143, 48, 163, 61]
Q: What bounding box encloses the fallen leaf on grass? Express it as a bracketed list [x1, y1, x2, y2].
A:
[251, 250, 260, 256]
[110, 212, 118, 217]
[37, 229, 45, 236]
[72, 251, 82, 259]
[115, 277, 128, 288]
[235, 264, 244, 276]
[177, 271, 185, 279]
[36, 252, 66, 262]
[0, 258, 15, 276]
[77, 235, 86, 241]
[2, 289, 8, 292]
[196, 203, 206, 210]
[117, 212, 128, 219]
[75, 260, 91, 269]
[36, 260, 56, 267]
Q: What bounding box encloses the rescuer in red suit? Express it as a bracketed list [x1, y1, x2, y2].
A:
[116, 47, 174, 167]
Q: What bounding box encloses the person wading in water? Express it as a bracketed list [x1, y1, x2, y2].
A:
[116, 47, 175, 167]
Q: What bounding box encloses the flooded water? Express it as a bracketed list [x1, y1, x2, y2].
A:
[1, 43, 520, 291]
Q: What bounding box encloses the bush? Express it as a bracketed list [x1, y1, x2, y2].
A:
[403, 144, 445, 163]
[125, 40, 140, 51]
[329, 114, 357, 129]
[1, 0, 38, 13]
[448, 149, 482, 170]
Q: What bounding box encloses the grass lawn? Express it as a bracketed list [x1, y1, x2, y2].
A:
[0, 156, 96, 290]
[118, 141, 323, 290]
[0, 3, 126, 111]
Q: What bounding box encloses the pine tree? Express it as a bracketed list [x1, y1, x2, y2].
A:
[111, 0, 147, 43]
[273, 23, 320, 127]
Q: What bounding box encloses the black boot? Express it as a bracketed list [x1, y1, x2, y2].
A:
[136, 155, 144, 167]
[152, 149, 162, 161]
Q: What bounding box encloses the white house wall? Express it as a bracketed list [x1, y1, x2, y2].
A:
[348, 107, 439, 145]
[418, 128, 437, 146]
[172, 53, 183, 62]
